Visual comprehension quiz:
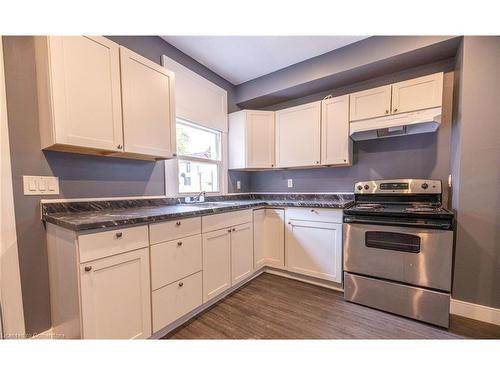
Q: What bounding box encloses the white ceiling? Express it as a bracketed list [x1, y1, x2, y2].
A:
[161, 36, 370, 85]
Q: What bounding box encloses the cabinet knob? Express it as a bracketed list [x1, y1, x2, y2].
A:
[232, 228, 236, 232]
[84, 266, 92, 272]
[228, 229, 231, 233]
[310, 209, 316, 213]
[117, 144, 123, 150]
[115, 232, 123, 238]
[385, 110, 389, 114]
[178, 282, 184, 287]
[176, 221, 181, 226]
[393, 108, 398, 112]
[271, 164, 274, 167]
[288, 222, 291, 225]
[172, 153, 177, 157]
[316, 161, 320, 164]
[177, 241, 183, 246]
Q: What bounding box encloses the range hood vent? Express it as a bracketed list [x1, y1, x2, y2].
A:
[349, 107, 442, 141]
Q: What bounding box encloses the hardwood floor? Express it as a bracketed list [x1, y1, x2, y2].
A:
[165, 273, 500, 339]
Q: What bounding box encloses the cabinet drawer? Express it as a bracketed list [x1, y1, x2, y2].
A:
[285, 207, 342, 224]
[152, 271, 202, 332]
[149, 216, 201, 245]
[150, 234, 202, 290]
[202, 209, 252, 233]
[78, 225, 148, 263]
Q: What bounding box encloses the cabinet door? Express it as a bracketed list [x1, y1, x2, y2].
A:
[202, 228, 231, 302]
[286, 220, 342, 283]
[120, 47, 176, 159]
[246, 111, 275, 168]
[321, 95, 352, 166]
[254, 209, 285, 269]
[391, 72, 443, 114]
[80, 247, 151, 339]
[47, 36, 123, 151]
[275, 101, 321, 167]
[349, 85, 392, 121]
[231, 222, 254, 285]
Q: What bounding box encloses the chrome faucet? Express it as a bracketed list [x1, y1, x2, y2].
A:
[194, 191, 206, 202]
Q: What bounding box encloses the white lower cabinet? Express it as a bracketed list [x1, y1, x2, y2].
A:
[152, 272, 202, 332]
[79, 247, 152, 339]
[285, 208, 343, 283]
[231, 222, 254, 284]
[253, 209, 285, 269]
[202, 228, 232, 303]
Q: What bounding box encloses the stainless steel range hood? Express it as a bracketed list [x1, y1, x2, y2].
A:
[349, 107, 442, 141]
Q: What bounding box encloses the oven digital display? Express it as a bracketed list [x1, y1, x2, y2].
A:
[379, 183, 409, 190]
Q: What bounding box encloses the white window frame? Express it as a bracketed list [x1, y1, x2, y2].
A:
[174, 118, 223, 196]
[162, 54, 228, 198]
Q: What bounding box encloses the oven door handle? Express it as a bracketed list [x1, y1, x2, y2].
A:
[344, 217, 452, 230]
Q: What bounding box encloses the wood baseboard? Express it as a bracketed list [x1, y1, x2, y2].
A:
[451, 298, 500, 326]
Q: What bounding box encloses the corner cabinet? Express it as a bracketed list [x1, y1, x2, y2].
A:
[321, 95, 352, 166]
[34, 36, 176, 161]
[275, 101, 321, 168]
[253, 209, 285, 269]
[228, 110, 275, 169]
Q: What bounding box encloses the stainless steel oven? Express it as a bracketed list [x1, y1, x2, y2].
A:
[343, 179, 455, 328]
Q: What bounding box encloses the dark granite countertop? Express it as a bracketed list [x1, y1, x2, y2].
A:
[42, 194, 354, 232]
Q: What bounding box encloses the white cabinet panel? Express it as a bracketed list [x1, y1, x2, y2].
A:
[36, 36, 123, 151]
[228, 110, 275, 169]
[202, 228, 231, 302]
[321, 95, 352, 166]
[231, 222, 254, 285]
[120, 47, 175, 159]
[253, 209, 285, 269]
[150, 234, 202, 290]
[286, 216, 342, 283]
[152, 271, 202, 332]
[80, 247, 151, 339]
[275, 101, 321, 167]
[349, 85, 392, 121]
[202, 209, 252, 233]
[391, 72, 443, 114]
[149, 217, 201, 245]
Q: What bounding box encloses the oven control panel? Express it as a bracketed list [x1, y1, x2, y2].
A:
[354, 179, 441, 194]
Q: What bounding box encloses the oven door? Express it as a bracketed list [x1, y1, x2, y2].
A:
[343, 223, 453, 291]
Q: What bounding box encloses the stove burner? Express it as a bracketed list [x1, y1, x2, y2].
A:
[355, 204, 384, 210]
[405, 204, 440, 213]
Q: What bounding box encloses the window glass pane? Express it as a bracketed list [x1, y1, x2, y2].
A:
[178, 160, 219, 193]
[176, 120, 221, 161]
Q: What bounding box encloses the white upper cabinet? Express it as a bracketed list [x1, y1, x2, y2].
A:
[120, 47, 176, 159]
[35, 36, 176, 160]
[321, 95, 352, 166]
[228, 110, 275, 169]
[391, 72, 443, 114]
[35, 36, 123, 152]
[349, 85, 392, 121]
[275, 101, 321, 168]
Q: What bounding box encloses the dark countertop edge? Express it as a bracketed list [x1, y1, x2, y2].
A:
[44, 200, 355, 232]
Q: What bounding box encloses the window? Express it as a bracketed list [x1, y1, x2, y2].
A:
[176, 119, 222, 194]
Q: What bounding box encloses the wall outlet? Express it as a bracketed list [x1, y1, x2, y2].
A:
[23, 176, 59, 195]
[236, 180, 241, 190]
[287, 179, 293, 188]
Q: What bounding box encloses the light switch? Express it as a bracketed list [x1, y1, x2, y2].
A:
[236, 180, 241, 190]
[287, 179, 293, 188]
[23, 176, 59, 195]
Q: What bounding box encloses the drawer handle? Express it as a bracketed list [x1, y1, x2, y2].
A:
[178, 282, 184, 287]
[177, 241, 183, 246]
[115, 232, 123, 238]
[310, 209, 316, 213]
[176, 221, 181, 226]
[84, 266, 92, 272]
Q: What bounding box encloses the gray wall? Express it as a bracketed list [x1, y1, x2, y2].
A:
[451, 36, 500, 309]
[2, 36, 236, 334]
